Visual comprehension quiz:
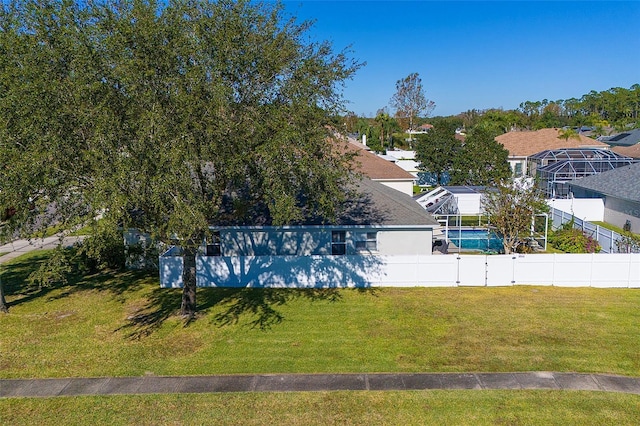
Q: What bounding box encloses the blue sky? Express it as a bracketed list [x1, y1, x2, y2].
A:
[281, 1, 640, 117]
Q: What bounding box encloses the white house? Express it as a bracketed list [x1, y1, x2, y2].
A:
[380, 150, 421, 178]
[568, 162, 640, 232]
[160, 178, 441, 288]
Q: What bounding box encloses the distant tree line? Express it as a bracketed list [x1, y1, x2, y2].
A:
[342, 84, 639, 153]
[459, 85, 640, 135]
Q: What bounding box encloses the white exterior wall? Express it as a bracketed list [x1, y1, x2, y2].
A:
[508, 157, 527, 176]
[547, 198, 604, 222]
[217, 227, 433, 257]
[385, 150, 415, 160]
[221, 229, 331, 256]
[393, 160, 420, 176]
[377, 229, 432, 255]
[455, 194, 483, 215]
[604, 209, 640, 233]
[376, 180, 414, 197]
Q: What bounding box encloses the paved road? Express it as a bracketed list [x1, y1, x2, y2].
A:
[2, 372, 640, 398]
[0, 236, 84, 265]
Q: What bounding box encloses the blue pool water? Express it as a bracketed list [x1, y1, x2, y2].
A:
[445, 229, 504, 252]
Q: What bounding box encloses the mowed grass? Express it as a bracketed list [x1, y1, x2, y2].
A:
[2, 250, 640, 424]
[2, 250, 639, 379]
[1, 391, 640, 425]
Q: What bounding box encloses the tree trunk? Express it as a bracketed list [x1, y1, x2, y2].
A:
[0, 275, 8, 313]
[502, 238, 513, 255]
[180, 247, 197, 318]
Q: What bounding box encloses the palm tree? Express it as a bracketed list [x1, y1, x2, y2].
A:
[557, 127, 581, 142]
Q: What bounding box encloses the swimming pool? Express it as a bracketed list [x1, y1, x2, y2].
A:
[445, 229, 504, 252]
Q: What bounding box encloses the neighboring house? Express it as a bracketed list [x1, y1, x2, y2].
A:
[160, 177, 441, 288]
[527, 148, 637, 198]
[567, 162, 640, 232]
[379, 149, 421, 178]
[598, 128, 640, 148]
[495, 128, 610, 177]
[345, 138, 416, 196]
[611, 143, 640, 159]
[408, 123, 433, 134]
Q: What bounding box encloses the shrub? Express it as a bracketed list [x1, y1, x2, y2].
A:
[27, 246, 73, 288]
[76, 225, 126, 272]
[615, 231, 640, 253]
[548, 227, 601, 253]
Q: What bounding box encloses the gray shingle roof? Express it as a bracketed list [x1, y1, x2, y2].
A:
[599, 128, 640, 147]
[568, 162, 640, 202]
[339, 178, 439, 227]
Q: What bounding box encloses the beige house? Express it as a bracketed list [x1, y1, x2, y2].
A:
[345, 137, 416, 196]
[495, 128, 609, 176]
[611, 143, 640, 159]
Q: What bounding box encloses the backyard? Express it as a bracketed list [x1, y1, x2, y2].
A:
[1, 250, 639, 424]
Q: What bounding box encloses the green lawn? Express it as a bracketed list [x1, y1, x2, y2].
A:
[592, 221, 640, 237]
[1, 250, 639, 423]
[1, 391, 639, 425]
[2, 250, 640, 378]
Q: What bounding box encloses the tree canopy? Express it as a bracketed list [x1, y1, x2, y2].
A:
[0, 0, 361, 315]
[414, 122, 510, 186]
[390, 72, 435, 131]
[450, 127, 511, 186]
[414, 121, 461, 185]
[482, 178, 549, 254]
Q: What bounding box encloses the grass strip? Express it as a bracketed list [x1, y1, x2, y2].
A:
[1, 391, 639, 425]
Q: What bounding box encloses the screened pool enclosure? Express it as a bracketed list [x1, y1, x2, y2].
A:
[528, 148, 637, 198]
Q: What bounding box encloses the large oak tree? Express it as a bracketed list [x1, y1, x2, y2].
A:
[0, 0, 361, 315]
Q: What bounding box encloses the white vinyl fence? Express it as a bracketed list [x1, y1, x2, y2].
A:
[160, 250, 640, 289]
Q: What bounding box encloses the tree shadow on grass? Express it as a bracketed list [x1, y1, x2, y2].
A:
[1, 250, 378, 340]
[48, 268, 156, 304]
[1, 251, 77, 309]
[115, 286, 183, 339]
[1, 248, 156, 310]
[204, 288, 344, 330]
[0, 248, 183, 339]
[0, 249, 170, 341]
[203, 287, 380, 330]
[0, 248, 163, 343]
[119, 286, 379, 340]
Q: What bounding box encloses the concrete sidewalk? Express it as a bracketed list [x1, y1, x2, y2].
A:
[0, 236, 84, 265]
[2, 372, 640, 398]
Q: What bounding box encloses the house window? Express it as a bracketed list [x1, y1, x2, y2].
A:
[331, 231, 346, 255]
[514, 162, 523, 177]
[355, 231, 377, 252]
[206, 231, 221, 256]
